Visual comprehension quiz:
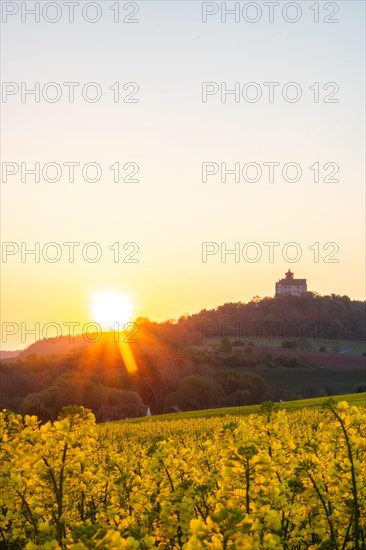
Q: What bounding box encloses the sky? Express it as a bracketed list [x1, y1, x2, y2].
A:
[1, 0, 365, 350]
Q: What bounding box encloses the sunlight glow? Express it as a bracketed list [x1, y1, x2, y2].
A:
[118, 340, 138, 375]
[91, 291, 133, 330]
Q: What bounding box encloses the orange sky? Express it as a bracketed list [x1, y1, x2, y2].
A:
[1, 1, 365, 350]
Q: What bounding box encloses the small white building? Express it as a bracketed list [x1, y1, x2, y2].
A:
[275, 270, 307, 296]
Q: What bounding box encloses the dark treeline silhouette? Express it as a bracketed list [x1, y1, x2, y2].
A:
[177, 292, 366, 345]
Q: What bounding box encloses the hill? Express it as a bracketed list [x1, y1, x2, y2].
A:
[1, 294, 365, 421]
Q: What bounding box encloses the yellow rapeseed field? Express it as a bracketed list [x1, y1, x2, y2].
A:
[1, 401, 365, 549]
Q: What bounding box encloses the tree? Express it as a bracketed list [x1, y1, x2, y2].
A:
[164, 375, 224, 411]
[220, 337, 232, 353]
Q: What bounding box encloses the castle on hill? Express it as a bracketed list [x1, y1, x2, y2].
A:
[275, 270, 307, 296]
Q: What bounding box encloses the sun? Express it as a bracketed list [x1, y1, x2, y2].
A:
[91, 291, 133, 330]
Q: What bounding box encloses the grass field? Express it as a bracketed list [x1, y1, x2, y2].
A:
[249, 365, 366, 394]
[200, 336, 366, 355]
[122, 392, 366, 423]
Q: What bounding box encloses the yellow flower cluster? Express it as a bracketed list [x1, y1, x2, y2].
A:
[0, 401, 365, 549]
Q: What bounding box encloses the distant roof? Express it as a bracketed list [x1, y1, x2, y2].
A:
[276, 270, 306, 286]
[277, 279, 306, 286]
